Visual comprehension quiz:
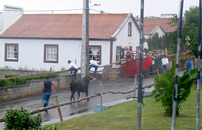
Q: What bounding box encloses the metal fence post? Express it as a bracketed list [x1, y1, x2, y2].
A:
[137, 0, 144, 129]
[171, 0, 184, 129]
[196, 0, 201, 129]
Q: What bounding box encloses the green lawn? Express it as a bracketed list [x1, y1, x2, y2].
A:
[43, 88, 202, 130]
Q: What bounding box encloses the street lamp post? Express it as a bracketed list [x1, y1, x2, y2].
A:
[80, 0, 89, 78]
[80, 1, 101, 78]
[137, 0, 144, 130]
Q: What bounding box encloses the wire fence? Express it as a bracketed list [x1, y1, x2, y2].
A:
[0, 82, 154, 123]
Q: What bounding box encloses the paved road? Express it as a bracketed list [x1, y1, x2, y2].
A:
[0, 75, 155, 129]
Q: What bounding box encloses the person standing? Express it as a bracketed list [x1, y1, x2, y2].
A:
[67, 60, 78, 80]
[148, 57, 153, 75]
[89, 58, 98, 80]
[161, 55, 169, 74]
[194, 58, 198, 69]
[126, 46, 132, 61]
[42, 76, 56, 110]
[184, 58, 193, 75]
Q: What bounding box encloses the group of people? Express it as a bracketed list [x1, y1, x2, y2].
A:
[67, 58, 98, 80]
[161, 55, 202, 76]
[42, 55, 202, 111]
[42, 58, 98, 110]
[162, 55, 202, 86]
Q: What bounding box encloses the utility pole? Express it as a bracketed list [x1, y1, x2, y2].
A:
[171, 0, 184, 130]
[81, 0, 89, 78]
[196, 0, 201, 129]
[137, 0, 144, 130]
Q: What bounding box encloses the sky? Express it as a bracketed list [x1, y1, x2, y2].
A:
[0, 0, 199, 17]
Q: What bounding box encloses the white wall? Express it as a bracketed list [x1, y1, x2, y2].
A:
[0, 38, 111, 71]
[0, 39, 81, 71]
[89, 40, 111, 66]
[145, 26, 165, 39]
[152, 26, 165, 37]
[112, 17, 140, 63]
[0, 13, 3, 31]
[143, 41, 148, 50]
[144, 34, 151, 39]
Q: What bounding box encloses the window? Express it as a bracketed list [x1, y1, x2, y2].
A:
[44, 44, 58, 63]
[5, 43, 18, 62]
[89, 46, 101, 64]
[128, 22, 132, 37]
[116, 46, 122, 61]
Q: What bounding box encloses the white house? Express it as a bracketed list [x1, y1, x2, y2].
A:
[0, 6, 141, 71]
[143, 17, 178, 39]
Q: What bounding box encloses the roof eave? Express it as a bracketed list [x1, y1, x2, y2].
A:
[111, 13, 141, 38]
[0, 36, 111, 41]
[111, 13, 131, 38]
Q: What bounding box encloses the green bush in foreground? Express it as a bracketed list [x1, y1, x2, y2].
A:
[5, 108, 42, 130]
[152, 68, 196, 116]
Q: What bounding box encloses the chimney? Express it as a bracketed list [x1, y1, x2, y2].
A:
[0, 5, 23, 34]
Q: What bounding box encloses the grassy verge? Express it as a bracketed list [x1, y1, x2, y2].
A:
[43, 88, 202, 130]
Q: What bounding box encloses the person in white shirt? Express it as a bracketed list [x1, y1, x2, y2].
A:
[67, 60, 78, 80]
[89, 58, 98, 80]
[161, 55, 169, 74]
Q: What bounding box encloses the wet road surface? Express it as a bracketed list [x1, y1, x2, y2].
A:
[0, 75, 155, 129]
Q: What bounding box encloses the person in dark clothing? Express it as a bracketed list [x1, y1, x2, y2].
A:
[42, 76, 56, 110]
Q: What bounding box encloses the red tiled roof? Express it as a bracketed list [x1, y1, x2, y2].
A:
[0, 14, 129, 39]
[143, 18, 177, 34]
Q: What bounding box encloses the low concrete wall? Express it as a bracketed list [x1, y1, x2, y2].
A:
[0, 67, 122, 101]
[0, 74, 72, 101]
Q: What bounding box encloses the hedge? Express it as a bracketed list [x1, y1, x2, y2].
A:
[0, 73, 58, 87]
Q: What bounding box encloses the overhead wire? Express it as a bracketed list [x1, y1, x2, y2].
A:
[0, 8, 111, 14]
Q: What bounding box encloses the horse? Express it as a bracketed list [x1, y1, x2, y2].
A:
[70, 76, 90, 101]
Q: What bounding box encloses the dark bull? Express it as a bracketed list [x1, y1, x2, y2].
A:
[70, 76, 90, 101]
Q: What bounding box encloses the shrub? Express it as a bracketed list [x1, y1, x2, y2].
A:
[5, 108, 42, 130]
[16, 78, 26, 85]
[0, 73, 58, 87]
[152, 68, 196, 116]
[5, 74, 17, 78]
[0, 79, 9, 87]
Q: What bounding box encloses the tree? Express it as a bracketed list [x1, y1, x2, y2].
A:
[184, 6, 199, 27]
[167, 14, 179, 27]
[147, 31, 177, 54]
[183, 6, 201, 58]
[147, 6, 201, 56]
[164, 6, 200, 57]
[147, 33, 161, 50]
